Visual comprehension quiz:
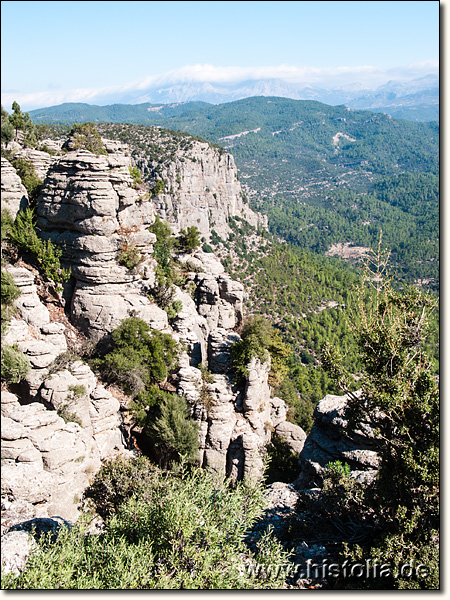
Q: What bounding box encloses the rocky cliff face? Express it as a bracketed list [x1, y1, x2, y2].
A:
[98, 124, 267, 239]
[153, 139, 265, 238]
[1, 157, 29, 220]
[36, 141, 167, 342]
[2, 131, 301, 533]
[1, 263, 127, 529]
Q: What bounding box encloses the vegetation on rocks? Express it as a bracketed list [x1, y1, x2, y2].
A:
[1, 104, 439, 590]
[67, 122, 107, 155]
[92, 317, 179, 406]
[231, 315, 291, 386]
[10, 157, 43, 201]
[6, 207, 71, 286]
[3, 456, 291, 589]
[316, 246, 439, 589]
[146, 393, 200, 468]
[178, 225, 201, 253]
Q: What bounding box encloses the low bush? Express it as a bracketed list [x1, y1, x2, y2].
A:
[151, 179, 165, 196]
[231, 315, 291, 385]
[92, 317, 179, 414]
[264, 435, 302, 485]
[68, 122, 107, 155]
[7, 208, 71, 285]
[1, 343, 30, 384]
[1, 269, 21, 323]
[2, 456, 292, 589]
[178, 226, 201, 253]
[165, 299, 183, 321]
[129, 165, 142, 186]
[146, 393, 199, 467]
[11, 157, 43, 202]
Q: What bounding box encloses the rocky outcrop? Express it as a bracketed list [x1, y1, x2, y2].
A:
[1, 381, 126, 527]
[1, 265, 127, 529]
[154, 140, 265, 238]
[108, 125, 267, 239]
[14, 146, 57, 181]
[36, 146, 169, 342]
[1, 133, 296, 535]
[295, 392, 380, 487]
[1, 157, 29, 219]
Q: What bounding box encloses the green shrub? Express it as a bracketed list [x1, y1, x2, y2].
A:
[56, 404, 83, 427]
[84, 455, 159, 519]
[68, 122, 107, 155]
[7, 208, 71, 285]
[117, 241, 143, 271]
[129, 165, 142, 186]
[273, 377, 314, 433]
[264, 435, 302, 485]
[93, 318, 179, 415]
[152, 179, 165, 196]
[178, 226, 201, 253]
[11, 157, 42, 201]
[148, 215, 174, 279]
[55, 384, 86, 427]
[231, 316, 291, 385]
[320, 246, 439, 589]
[146, 393, 199, 467]
[1, 105, 14, 146]
[3, 457, 291, 589]
[1, 344, 30, 383]
[1, 208, 14, 241]
[149, 273, 176, 309]
[1, 269, 20, 309]
[165, 299, 183, 321]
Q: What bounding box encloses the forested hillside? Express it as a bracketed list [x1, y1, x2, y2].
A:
[85, 120, 439, 428]
[15, 105, 439, 429]
[30, 98, 439, 289]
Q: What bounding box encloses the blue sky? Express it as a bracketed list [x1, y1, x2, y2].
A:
[1, 1, 440, 110]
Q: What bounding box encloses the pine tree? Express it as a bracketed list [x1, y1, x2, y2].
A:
[321, 240, 439, 589]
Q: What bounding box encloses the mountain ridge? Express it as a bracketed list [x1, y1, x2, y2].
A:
[28, 74, 439, 123]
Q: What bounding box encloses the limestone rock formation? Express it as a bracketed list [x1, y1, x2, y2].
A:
[154, 139, 266, 238]
[14, 146, 57, 181]
[1, 131, 298, 546]
[295, 392, 380, 487]
[36, 146, 168, 342]
[1, 157, 29, 219]
[105, 125, 267, 239]
[1, 265, 127, 529]
[0, 529, 37, 575]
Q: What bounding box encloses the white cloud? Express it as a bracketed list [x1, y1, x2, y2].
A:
[1, 62, 439, 111]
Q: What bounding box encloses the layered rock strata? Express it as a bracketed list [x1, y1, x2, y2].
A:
[2, 135, 302, 532]
[106, 125, 268, 239]
[36, 145, 168, 342]
[153, 140, 266, 238]
[1, 264, 127, 525]
[1, 157, 29, 220]
[295, 392, 380, 487]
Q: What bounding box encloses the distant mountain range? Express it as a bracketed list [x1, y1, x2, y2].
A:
[123, 74, 439, 122]
[29, 74, 439, 123]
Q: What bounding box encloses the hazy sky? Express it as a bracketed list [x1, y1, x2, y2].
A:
[1, 0, 440, 110]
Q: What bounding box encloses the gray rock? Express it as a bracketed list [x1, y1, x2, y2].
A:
[1, 156, 29, 219]
[296, 392, 380, 487]
[148, 135, 267, 239]
[274, 421, 307, 455]
[1, 530, 37, 576]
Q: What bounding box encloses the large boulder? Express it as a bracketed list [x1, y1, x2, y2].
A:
[296, 393, 380, 487]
